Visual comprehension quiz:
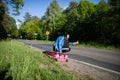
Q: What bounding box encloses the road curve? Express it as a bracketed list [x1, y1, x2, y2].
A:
[16, 40, 120, 75]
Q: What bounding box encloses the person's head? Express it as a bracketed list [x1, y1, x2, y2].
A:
[64, 34, 70, 39]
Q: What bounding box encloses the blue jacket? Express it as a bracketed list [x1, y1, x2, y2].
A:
[53, 36, 73, 52]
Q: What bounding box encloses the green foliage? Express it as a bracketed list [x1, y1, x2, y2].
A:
[0, 40, 74, 80]
[108, 0, 120, 8]
[4, 0, 24, 15]
[23, 12, 31, 22]
[77, 42, 120, 50]
[42, 0, 62, 35]
[18, 0, 120, 46]
[37, 28, 46, 40]
[2, 14, 18, 38]
[0, 0, 8, 39]
[64, 1, 78, 15]
[0, 0, 24, 39]
[50, 13, 67, 40]
[60, 0, 120, 46]
[19, 13, 45, 40]
[19, 21, 36, 39]
[77, 0, 96, 22]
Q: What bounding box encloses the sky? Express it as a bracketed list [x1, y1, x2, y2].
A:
[9, 0, 102, 28]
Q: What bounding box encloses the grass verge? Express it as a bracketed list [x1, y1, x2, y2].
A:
[0, 40, 74, 80]
[76, 42, 120, 51]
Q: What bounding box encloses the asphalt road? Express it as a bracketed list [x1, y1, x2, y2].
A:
[16, 40, 120, 75]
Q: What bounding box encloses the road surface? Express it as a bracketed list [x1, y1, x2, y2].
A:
[16, 40, 120, 75]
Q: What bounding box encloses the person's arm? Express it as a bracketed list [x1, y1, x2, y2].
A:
[73, 41, 79, 44]
[69, 42, 74, 45]
[69, 41, 79, 45]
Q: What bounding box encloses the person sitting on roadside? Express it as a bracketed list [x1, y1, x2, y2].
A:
[53, 34, 79, 53]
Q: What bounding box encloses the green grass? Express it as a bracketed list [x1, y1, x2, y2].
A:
[0, 40, 74, 80]
[76, 42, 120, 51]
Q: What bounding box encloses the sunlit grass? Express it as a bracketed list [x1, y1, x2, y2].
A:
[76, 42, 120, 51]
[0, 40, 74, 80]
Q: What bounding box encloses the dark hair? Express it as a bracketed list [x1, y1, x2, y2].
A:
[63, 34, 69, 48]
[64, 33, 69, 38]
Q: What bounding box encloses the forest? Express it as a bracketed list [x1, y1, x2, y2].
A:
[0, 0, 120, 46]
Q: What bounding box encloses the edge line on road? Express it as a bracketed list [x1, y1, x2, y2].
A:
[16, 41, 120, 75]
[70, 58, 120, 75]
[29, 44, 120, 75]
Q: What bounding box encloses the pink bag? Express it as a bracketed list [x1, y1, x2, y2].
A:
[44, 51, 68, 62]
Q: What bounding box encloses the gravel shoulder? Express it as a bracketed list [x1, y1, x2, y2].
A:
[57, 59, 120, 80]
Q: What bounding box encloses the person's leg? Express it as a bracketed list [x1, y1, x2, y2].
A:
[62, 47, 71, 52]
[53, 46, 55, 51]
[68, 47, 71, 52]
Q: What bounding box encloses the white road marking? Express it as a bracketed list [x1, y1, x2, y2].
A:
[33, 44, 120, 75]
[18, 41, 120, 75]
[70, 58, 120, 75]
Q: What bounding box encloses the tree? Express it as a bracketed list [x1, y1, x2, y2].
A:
[74, 0, 96, 41]
[107, 0, 120, 46]
[94, 0, 112, 44]
[4, 0, 24, 15]
[61, 1, 79, 41]
[19, 13, 45, 40]
[19, 21, 37, 39]
[43, 0, 62, 33]
[0, 0, 24, 39]
[0, 0, 7, 39]
[77, 0, 96, 22]
[108, 0, 120, 8]
[64, 1, 78, 15]
[31, 16, 45, 40]
[52, 13, 67, 39]
[2, 14, 18, 38]
[23, 12, 32, 22]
